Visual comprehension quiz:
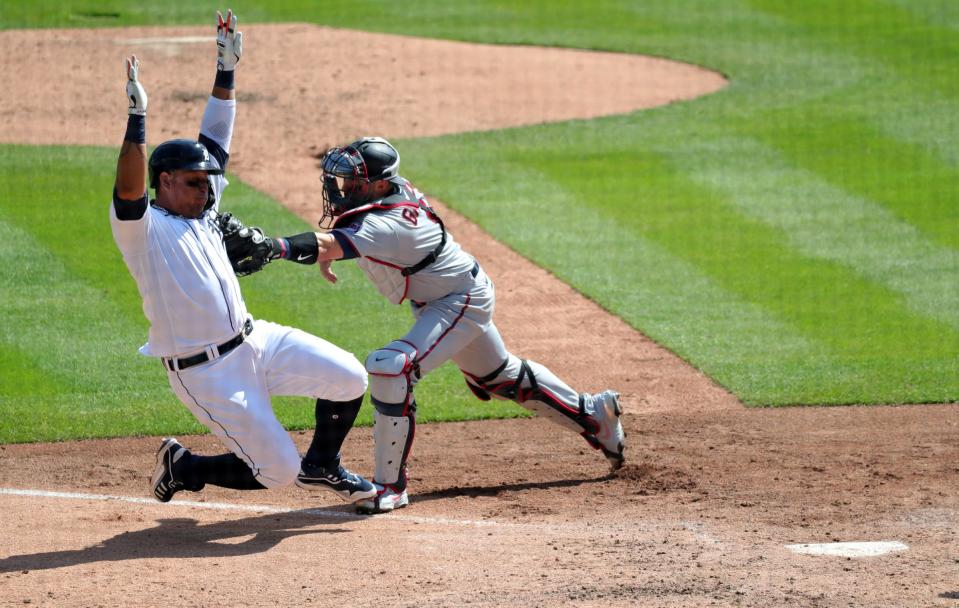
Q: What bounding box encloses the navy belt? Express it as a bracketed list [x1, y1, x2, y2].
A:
[163, 319, 253, 372]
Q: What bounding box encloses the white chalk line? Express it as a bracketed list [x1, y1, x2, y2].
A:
[117, 36, 212, 45]
[0, 487, 673, 537]
[0, 487, 500, 529]
[785, 541, 908, 557]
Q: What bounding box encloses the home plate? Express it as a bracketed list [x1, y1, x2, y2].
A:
[786, 541, 908, 557]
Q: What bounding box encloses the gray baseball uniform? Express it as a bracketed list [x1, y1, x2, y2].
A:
[328, 176, 622, 509]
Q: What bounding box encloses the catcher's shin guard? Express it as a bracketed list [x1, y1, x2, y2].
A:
[371, 404, 414, 490]
[466, 356, 595, 435]
[366, 341, 419, 489]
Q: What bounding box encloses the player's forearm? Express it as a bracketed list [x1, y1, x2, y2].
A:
[272, 232, 325, 265]
[269, 231, 346, 265]
[115, 116, 147, 200]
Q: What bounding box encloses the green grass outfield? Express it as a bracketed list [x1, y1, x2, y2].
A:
[1, 1, 957, 443]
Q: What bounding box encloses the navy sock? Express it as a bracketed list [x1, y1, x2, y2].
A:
[303, 396, 364, 467]
[181, 452, 266, 491]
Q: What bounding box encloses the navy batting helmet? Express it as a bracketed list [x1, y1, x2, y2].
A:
[319, 137, 400, 228]
[148, 139, 223, 189]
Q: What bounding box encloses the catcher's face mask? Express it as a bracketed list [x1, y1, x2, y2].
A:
[319, 145, 370, 229]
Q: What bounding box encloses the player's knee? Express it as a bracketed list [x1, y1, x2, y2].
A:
[261, 446, 302, 488]
[365, 341, 418, 407]
[341, 354, 368, 400]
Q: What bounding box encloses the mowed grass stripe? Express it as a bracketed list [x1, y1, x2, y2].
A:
[402, 137, 848, 405]
[749, 0, 959, 99]
[678, 136, 959, 330]
[568, 154, 956, 404]
[874, 93, 959, 169]
[747, 111, 959, 250]
[884, 0, 959, 31]
[400, 120, 958, 404]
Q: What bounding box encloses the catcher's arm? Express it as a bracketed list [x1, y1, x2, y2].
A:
[315, 232, 346, 284]
[216, 212, 322, 277]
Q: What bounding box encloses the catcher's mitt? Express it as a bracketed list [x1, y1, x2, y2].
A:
[216, 211, 280, 276]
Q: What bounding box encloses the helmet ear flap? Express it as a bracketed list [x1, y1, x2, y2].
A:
[350, 137, 399, 182]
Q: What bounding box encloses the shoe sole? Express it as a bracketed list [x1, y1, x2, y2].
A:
[151, 438, 179, 503]
[295, 478, 378, 502]
[355, 493, 410, 515]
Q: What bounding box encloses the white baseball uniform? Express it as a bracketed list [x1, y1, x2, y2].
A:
[111, 96, 366, 488]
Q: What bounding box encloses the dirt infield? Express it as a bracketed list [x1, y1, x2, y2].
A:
[1, 24, 957, 608]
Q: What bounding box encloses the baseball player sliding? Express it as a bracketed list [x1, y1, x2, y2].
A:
[111, 11, 375, 504]
[223, 138, 626, 513]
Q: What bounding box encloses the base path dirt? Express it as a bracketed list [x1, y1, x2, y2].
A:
[0, 23, 957, 608]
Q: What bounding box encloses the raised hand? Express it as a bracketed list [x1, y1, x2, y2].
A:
[125, 55, 148, 116]
[216, 10, 243, 71]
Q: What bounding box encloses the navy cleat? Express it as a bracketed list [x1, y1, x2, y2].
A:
[295, 461, 377, 502]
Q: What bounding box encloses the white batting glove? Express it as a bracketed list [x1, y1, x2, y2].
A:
[216, 10, 243, 71]
[125, 55, 148, 116]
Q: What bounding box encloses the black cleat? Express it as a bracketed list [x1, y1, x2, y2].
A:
[151, 438, 188, 502]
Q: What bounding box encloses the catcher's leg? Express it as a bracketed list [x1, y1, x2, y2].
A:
[457, 326, 625, 470]
[356, 295, 488, 513]
[355, 340, 419, 514]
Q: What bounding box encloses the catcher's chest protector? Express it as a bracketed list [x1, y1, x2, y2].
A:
[357, 254, 411, 305]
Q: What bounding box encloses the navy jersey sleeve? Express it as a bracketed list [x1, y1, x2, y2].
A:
[112, 186, 148, 221]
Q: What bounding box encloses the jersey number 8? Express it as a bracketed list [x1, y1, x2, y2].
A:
[401, 208, 418, 226]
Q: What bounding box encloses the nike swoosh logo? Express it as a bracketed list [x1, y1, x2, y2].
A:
[374, 356, 389, 362]
[297, 253, 313, 262]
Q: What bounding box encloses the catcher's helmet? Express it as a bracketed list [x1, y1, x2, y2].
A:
[148, 139, 223, 189]
[320, 137, 400, 228]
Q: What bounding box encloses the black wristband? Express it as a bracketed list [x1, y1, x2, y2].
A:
[214, 69, 235, 90]
[284, 232, 319, 265]
[124, 114, 145, 144]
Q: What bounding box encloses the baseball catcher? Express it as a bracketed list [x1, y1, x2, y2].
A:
[239, 137, 626, 514]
